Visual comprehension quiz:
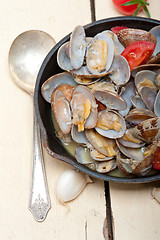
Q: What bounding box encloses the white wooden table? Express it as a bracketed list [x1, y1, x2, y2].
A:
[0, 0, 160, 239]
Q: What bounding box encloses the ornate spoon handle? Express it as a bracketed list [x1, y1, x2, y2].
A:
[29, 108, 51, 221]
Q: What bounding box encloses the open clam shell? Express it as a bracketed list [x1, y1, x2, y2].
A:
[132, 117, 160, 144]
[117, 28, 157, 48]
[75, 146, 94, 165]
[86, 31, 114, 75]
[119, 80, 135, 116]
[41, 72, 77, 103]
[116, 151, 137, 176]
[69, 25, 86, 69]
[125, 108, 156, 125]
[149, 25, 160, 56]
[70, 85, 98, 129]
[109, 54, 130, 86]
[71, 125, 90, 146]
[117, 128, 145, 148]
[51, 88, 72, 134]
[130, 95, 147, 109]
[94, 89, 127, 111]
[90, 148, 113, 161]
[85, 129, 117, 157]
[95, 110, 126, 139]
[154, 90, 160, 117]
[57, 42, 73, 71]
[132, 64, 160, 78]
[95, 159, 117, 173]
[116, 140, 145, 161]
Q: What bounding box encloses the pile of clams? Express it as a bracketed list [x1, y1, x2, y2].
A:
[41, 24, 160, 177]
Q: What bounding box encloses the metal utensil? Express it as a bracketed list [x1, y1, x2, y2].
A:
[8, 30, 56, 221]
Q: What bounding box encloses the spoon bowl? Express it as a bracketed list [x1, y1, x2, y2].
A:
[8, 30, 56, 221]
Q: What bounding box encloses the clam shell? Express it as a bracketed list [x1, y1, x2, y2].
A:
[130, 95, 147, 109]
[71, 125, 90, 146]
[132, 64, 160, 78]
[94, 89, 127, 111]
[95, 159, 117, 173]
[155, 69, 160, 88]
[90, 148, 113, 161]
[86, 31, 114, 75]
[140, 86, 157, 112]
[149, 25, 160, 56]
[135, 70, 157, 92]
[117, 28, 157, 48]
[89, 80, 117, 93]
[105, 30, 125, 54]
[69, 25, 86, 69]
[70, 85, 98, 129]
[119, 80, 135, 116]
[57, 42, 73, 71]
[116, 140, 145, 161]
[75, 146, 94, 165]
[41, 72, 77, 103]
[51, 89, 71, 134]
[154, 90, 160, 117]
[117, 128, 145, 148]
[109, 54, 130, 86]
[95, 110, 126, 139]
[132, 117, 160, 144]
[116, 151, 136, 176]
[125, 108, 156, 125]
[85, 129, 116, 157]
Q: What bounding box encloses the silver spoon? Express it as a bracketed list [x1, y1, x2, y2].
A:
[8, 30, 56, 221]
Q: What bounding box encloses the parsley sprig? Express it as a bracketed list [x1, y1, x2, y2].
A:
[121, 0, 150, 18]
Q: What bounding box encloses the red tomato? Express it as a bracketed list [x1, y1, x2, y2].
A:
[121, 41, 156, 70]
[112, 0, 139, 15]
[153, 147, 160, 170]
[111, 26, 128, 35]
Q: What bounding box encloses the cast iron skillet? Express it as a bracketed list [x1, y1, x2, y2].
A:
[34, 16, 160, 183]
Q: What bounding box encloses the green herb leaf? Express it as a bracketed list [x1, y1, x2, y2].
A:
[120, 0, 150, 18]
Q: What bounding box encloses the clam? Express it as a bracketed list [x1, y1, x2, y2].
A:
[69, 25, 86, 69]
[70, 85, 98, 131]
[149, 25, 160, 56]
[86, 31, 114, 75]
[88, 80, 117, 93]
[116, 140, 145, 161]
[117, 28, 157, 48]
[131, 64, 160, 78]
[116, 151, 137, 176]
[130, 95, 147, 109]
[57, 42, 73, 71]
[109, 54, 130, 86]
[154, 90, 160, 117]
[132, 117, 160, 144]
[51, 88, 72, 134]
[125, 108, 156, 125]
[117, 128, 145, 148]
[95, 159, 117, 173]
[41, 72, 77, 103]
[155, 69, 160, 88]
[75, 146, 94, 165]
[105, 30, 125, 54]
[95, 110, 126, 139]
[119, 80, 135, 116]
[94, 89, 127, 111]
[90, 148, 113, 161]
[85, 129, 117, 157]
[71, 125, 90, 146]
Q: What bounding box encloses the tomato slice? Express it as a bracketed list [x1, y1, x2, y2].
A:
[111, 26, 128, 35]
[121, 41, 156, 70]
[153, 147, 160, 170]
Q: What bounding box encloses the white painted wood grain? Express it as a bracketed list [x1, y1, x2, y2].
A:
[0, 1, 106, 239]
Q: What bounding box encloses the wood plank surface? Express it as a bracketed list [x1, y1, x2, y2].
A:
[0, 1, 107, 239]
[95, 1, 160, 239]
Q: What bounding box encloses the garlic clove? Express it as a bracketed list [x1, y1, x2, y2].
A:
[56, 169, 93, 204]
